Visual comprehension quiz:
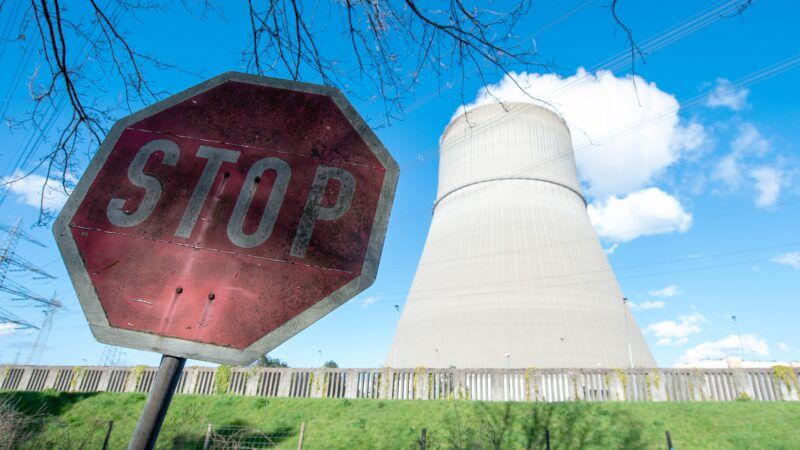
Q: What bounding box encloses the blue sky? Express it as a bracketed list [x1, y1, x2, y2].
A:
[0, 0, 798, 368]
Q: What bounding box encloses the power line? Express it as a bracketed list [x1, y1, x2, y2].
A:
[0, 1, 121, 205]
[0, 0, 24, 62]
[544, 0, 750, 100]
[531, 0, 596, 38]
[399, 0, 753, 170]
[405, 0, 599, 115]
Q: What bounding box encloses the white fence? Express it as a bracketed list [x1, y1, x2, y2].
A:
[2, 365, 798, 402]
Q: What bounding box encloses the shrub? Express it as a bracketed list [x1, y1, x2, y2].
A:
[0, 397, 43, 449]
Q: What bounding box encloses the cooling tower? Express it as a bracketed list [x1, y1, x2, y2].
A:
[388, 102, 656, 368]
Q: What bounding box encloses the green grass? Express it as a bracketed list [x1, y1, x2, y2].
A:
[2, 391, 799, 449]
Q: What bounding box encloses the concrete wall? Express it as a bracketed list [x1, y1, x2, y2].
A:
[2, 365, 798, 402]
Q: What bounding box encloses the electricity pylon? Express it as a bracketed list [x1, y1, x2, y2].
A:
[25, 293, 62, 364]
[0, 219, 60, 329]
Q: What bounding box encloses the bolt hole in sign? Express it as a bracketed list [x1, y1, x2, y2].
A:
[54, 73, 398, 365]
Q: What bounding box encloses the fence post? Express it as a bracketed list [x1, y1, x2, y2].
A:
[416, 369, 428, 400]
[71, 366, 86, 392]
[297, 422, 306, 450]
[689, 370, 706, 401]
[791, 368, 800, 401]
[377, 368, 391, 399]
[491, 369, 504, 401]
[651, 370, 668, 401]
[344, 369, 358, 399]
[570, 369, 592, 401]
[455, 369, 466, 400]
[184, 367, 199, 395]
[16, 366, 33, 391]
[569, 370, 581, 401]
[420, 428, 427, 450]
[245, 368, 260, 396]
[731, 369, 756, 400]
[794, 368, 800, 401]
[311, 368, 325, 398]
[97, 368, 113, 392]
[773, 371, 794, 401]
[277, 369, 293, 398]
[42, 367, 58, 390]
[609, 370, 625, 401]
[665, 430, 674, 449]
[102, 420, 114, 450]
[202, 423, 213, 450]
[123, 367, 137, 393]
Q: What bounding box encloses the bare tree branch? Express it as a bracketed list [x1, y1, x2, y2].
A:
[245, 0, 546, 125]
[610, 0, 755, 103]
[0, 0, 760, 224]
[3, 1, 185, 224]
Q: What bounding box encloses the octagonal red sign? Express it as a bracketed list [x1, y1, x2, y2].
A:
[54, 73, 398, 365]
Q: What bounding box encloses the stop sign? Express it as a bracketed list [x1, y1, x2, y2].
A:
[54, 73, 398, 365]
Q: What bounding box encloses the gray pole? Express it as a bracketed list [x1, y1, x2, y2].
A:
[128, 354, 186, 450]
[622, 298, 634, 368]
[393, 304, 400, 367]
[731, 315, 745, 360]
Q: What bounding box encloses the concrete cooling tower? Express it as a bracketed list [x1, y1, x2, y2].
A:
[388, 102, 656, 368]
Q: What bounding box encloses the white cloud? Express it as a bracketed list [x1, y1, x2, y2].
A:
[778, 342, 790, 352]
[0, 323, 18, 337]
[2, 170, 72, 210]
[711, 124, 787, 207]
[677, 334, 769, 364]
[457, 69, 704, 198]
[649, 285, 681, 298]
[731, 123, 770, 155]
[675, 122, 708, 156]
[603, 243, 619, 255]
[750, 166, 782, 208]
[645, 313, 705, 346]
[713, 154, 742, 188]
[358, 295, 380, 307]
[630, 300, 665, 311]
[588, 188, 692, 242]
[706, 78, 749, 111]
[713, 123, 771, 188]
[771, 252, 800, 269]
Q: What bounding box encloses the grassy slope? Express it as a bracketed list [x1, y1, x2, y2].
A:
[2, 391, 799, 449]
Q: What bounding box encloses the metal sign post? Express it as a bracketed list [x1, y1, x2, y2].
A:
[53, 72, 398, 449]
[128, 355, 186, 450]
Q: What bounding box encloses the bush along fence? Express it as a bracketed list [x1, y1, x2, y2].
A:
[1, 365, 798, 402]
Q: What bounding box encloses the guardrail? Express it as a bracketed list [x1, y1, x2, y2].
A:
[2, 365, 798, 402]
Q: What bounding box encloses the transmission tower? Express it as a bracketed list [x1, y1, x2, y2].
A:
[0, 219, 60, 329]
[98, 345, 126, 366]
[25, 293, 62, 365]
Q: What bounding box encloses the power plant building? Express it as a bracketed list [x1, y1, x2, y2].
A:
[388, 103, 656, 368]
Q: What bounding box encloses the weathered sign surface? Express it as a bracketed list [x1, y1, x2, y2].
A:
[54, 73, 398, 365]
